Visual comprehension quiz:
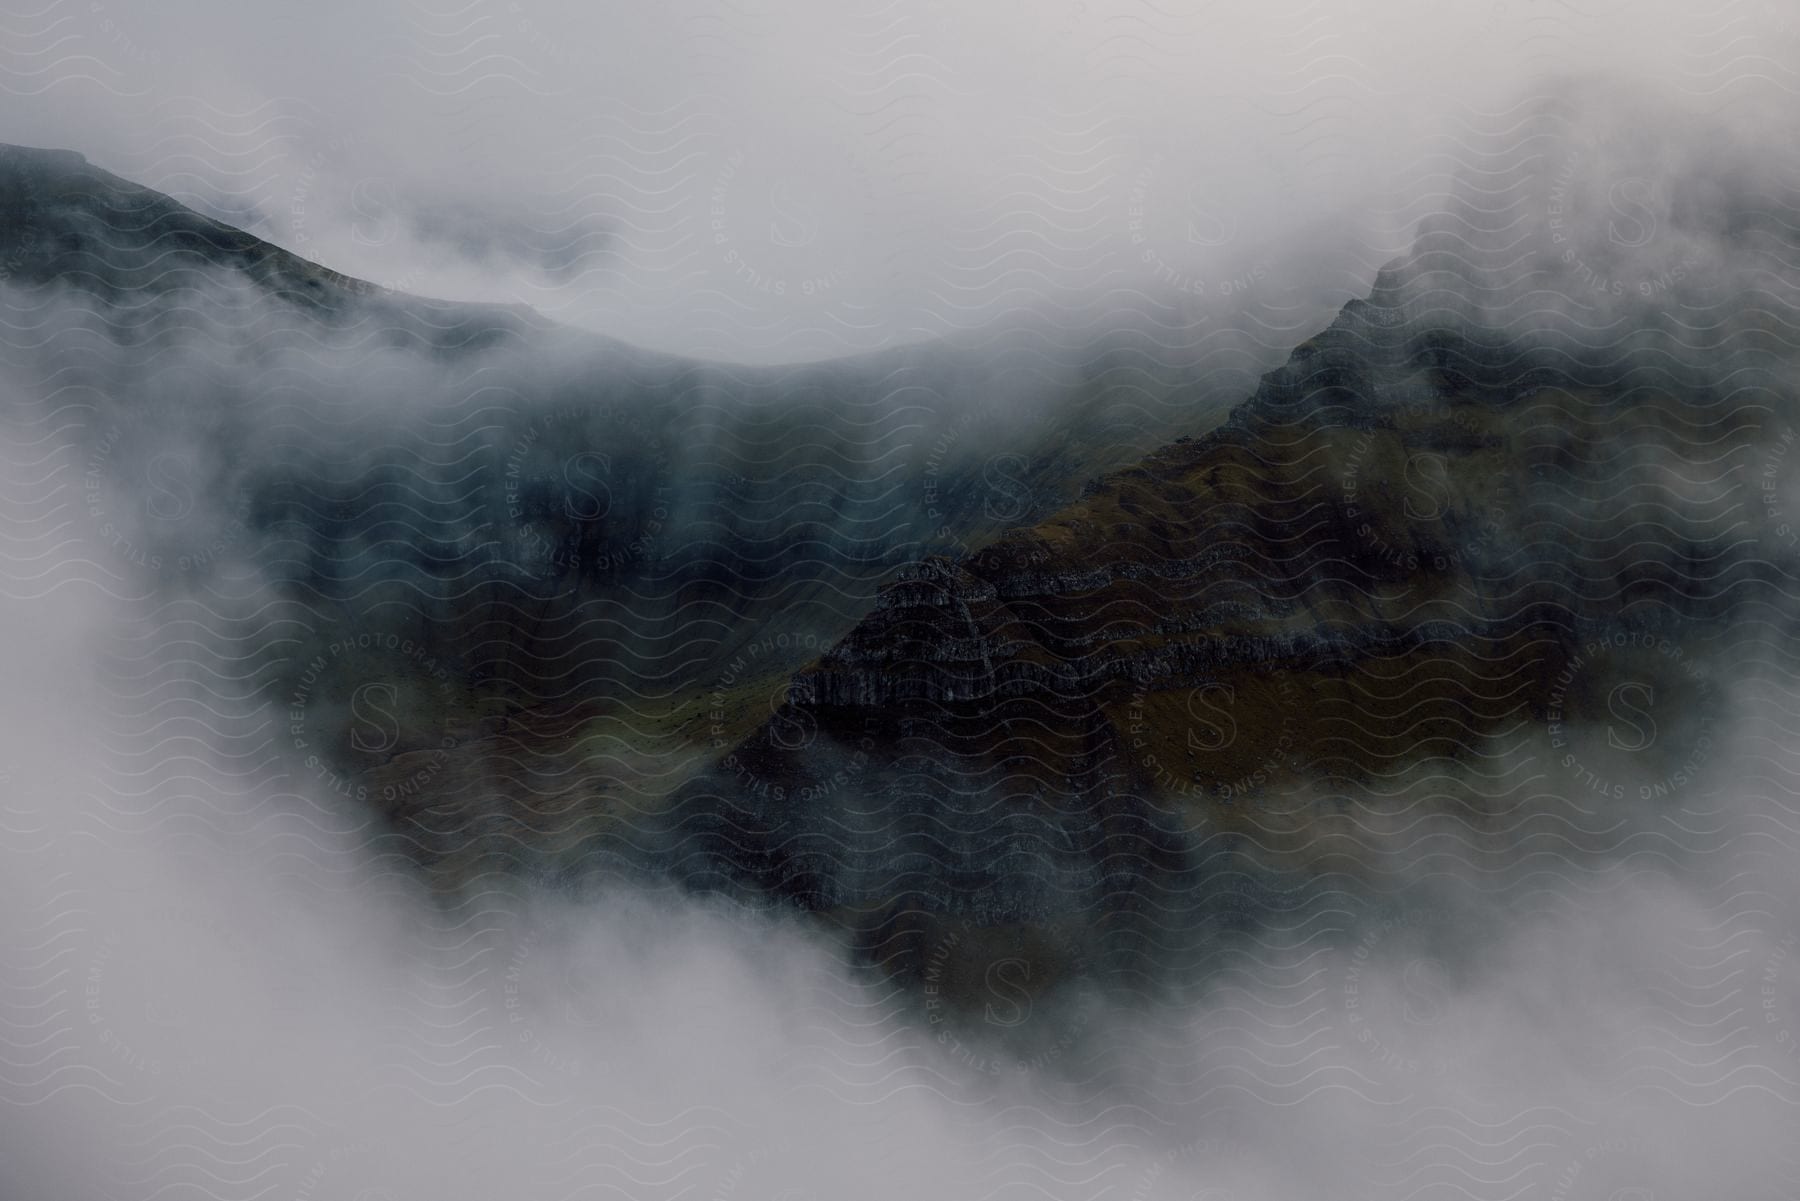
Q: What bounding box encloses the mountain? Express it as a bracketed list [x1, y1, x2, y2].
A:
[0, 142, 542, 346]
[0, 140, 1317, 889]
[642, 119, 1800, 1011]
[11, 111, 1793, 1032]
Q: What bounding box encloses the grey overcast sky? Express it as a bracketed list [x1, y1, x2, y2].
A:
[6, 0, 1795, 360]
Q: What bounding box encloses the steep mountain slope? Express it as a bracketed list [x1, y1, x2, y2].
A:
[647, 126, 1800, 1016]
[0, 141, 1321, 890]
[0, 142, 541, 346]
[15, 109, 1793, 1037]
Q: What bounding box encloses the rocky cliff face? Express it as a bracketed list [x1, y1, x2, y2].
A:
[0, 141, 1298, 895]
[653, 162, 1800, 1007]
[10, 122, 1796, 1024]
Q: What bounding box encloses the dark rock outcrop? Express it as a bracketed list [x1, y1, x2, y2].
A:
[655, 154, 1800, 1003]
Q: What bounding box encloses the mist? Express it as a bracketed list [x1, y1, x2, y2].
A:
[6, 558, 1800, 1198]
[6, 1, 1800, 1197]
[6, 0, 1794, 360]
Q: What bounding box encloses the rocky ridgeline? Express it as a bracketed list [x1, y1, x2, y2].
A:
[0, 140, 1277, 898]
[665, 166, 1800, 992]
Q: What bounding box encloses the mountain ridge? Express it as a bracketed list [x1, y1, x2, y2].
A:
[0, 140, 1312, 904]
[10, 126, 1790, 1027]
[638, 167, 1800, 1007]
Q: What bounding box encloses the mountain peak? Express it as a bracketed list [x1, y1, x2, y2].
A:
[0, 142, 563, 352]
